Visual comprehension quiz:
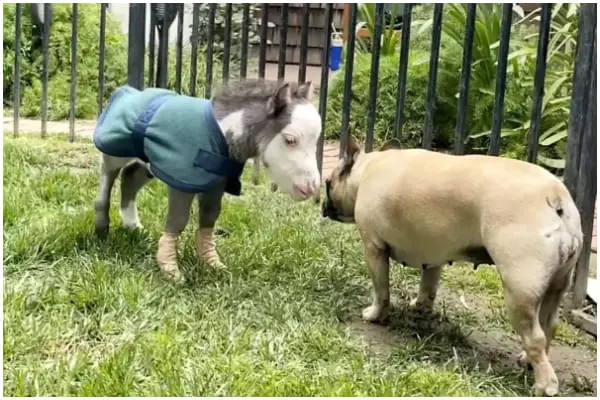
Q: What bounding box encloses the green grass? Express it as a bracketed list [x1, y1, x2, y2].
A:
[3, 136, 597, 396]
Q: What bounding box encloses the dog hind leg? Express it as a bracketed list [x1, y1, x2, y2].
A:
[410, 265, 442, 310]
[499, 259, 559, 397]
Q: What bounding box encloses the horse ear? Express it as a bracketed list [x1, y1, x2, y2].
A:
[297, 81, 314, 101]
[267, 83, 291, 116]
[379, 137, 404, 151]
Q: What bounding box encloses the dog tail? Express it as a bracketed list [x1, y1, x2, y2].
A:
[546, 182, 583, 269]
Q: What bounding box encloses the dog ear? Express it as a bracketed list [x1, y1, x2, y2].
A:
[341, 135, 361, 176]
[296, 81, 314, 101]
[379, 137, 404, 151]
[267, 83, 291, 116]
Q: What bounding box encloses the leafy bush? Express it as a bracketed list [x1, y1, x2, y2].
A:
[4, 3, 128, 120]
[325, 4, 462, 149]
[4, 3, 216, 121]
[413, 3, 577, 169]
[324, 49, 459, 149]
[326, 3, 578, 170]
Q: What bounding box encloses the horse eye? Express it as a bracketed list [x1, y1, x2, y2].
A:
[284, 135, 297, 146]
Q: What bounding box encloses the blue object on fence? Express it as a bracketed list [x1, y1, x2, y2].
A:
[329, 32, 343, 71]
[93, 85, 245, 195]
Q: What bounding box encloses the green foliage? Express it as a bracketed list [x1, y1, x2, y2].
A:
[4, 3, 128, 120]
[324, 50, 458, 148]
[415, 3, 577, 169]
[326, 3, 578, 170]
[355, 3, 401, 57]
[4, 4, 216, 121]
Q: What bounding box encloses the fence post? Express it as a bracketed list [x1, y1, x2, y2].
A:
[127, 4, 146, 90]
[98, 4, 107, 115]
[69, 4, 78, 143]
[339, 3, 358, 158]
[566, 3, 598, 310]
[13, 4, 22, 138]
[422, 4, 443, 150]
[564, 4, 597, 198]
[488, 3, 513, 156]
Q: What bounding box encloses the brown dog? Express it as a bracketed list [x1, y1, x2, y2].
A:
[321, 136, 583, 396]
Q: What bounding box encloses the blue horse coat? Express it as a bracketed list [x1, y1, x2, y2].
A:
[93, 85, 245, 195]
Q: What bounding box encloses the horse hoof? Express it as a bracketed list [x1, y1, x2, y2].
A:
[95, 225, 109, 239]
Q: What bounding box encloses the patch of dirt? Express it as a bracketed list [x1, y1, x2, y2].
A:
[345, 293, 597, 396]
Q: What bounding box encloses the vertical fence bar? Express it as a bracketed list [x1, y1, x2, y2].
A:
[487, 3, 513, 156]
[258, 5, 268, 79]
[13, 4, 22, 138]
[148, 7, 156, 87]
[69, 4, 78, 143]
[223, 3, 232, 83]
[339, 3, 358, 157]
[571, 41, 597, 310]
[205, 4, 216, 98]
[189, 4, 200, 96]
[175, 4, 184, 93]
[564, 4, 597, 198]
[240, 4, 250, 79]
[393, 3, 413, 139]
[453, 4, 476, 155]
[277, 4, 289, 82]
[422, 4, 444, 150]
[317, 4, 334, 185]
[127, 4, 146, 90]
[41, 3, 51, 138]
[365, 4, 385, 152]
[157, 5, 169, 88]
[98, 4, 107, 115]
[298, 4, 310, 83]
[526, 4, 552, 163]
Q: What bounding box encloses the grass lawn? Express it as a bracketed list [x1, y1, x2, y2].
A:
[3, 135, 597, 396]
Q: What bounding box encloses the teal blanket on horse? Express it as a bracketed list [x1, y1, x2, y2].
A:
[93, 85, 245, 195]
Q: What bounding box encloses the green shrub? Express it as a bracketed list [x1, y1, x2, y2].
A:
[4, 3, 217, 121]
[324, 49, 460, 149]
[326, 3, 577, 169]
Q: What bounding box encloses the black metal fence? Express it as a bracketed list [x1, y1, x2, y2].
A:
[9, 3, 597, 311]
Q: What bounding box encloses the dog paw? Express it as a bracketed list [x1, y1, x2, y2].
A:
[534, 374, 559, 397]
[517, 351, 533, 369]
[409, 297, 434, 310]
[362, 305, 386, 322]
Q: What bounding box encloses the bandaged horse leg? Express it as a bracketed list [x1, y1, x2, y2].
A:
[158, 188, 195, 282]
[197, 185, 226, 269]
[120, 161, 153, 230]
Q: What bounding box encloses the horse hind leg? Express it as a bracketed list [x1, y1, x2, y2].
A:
[95, 154, 131, 238]
[251, 158, 261, 185]
[120, 161, 152, 230]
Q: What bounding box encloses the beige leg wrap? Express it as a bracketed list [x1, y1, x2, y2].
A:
[195, 228, 226, 269]
[156, 232, 184, 282]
